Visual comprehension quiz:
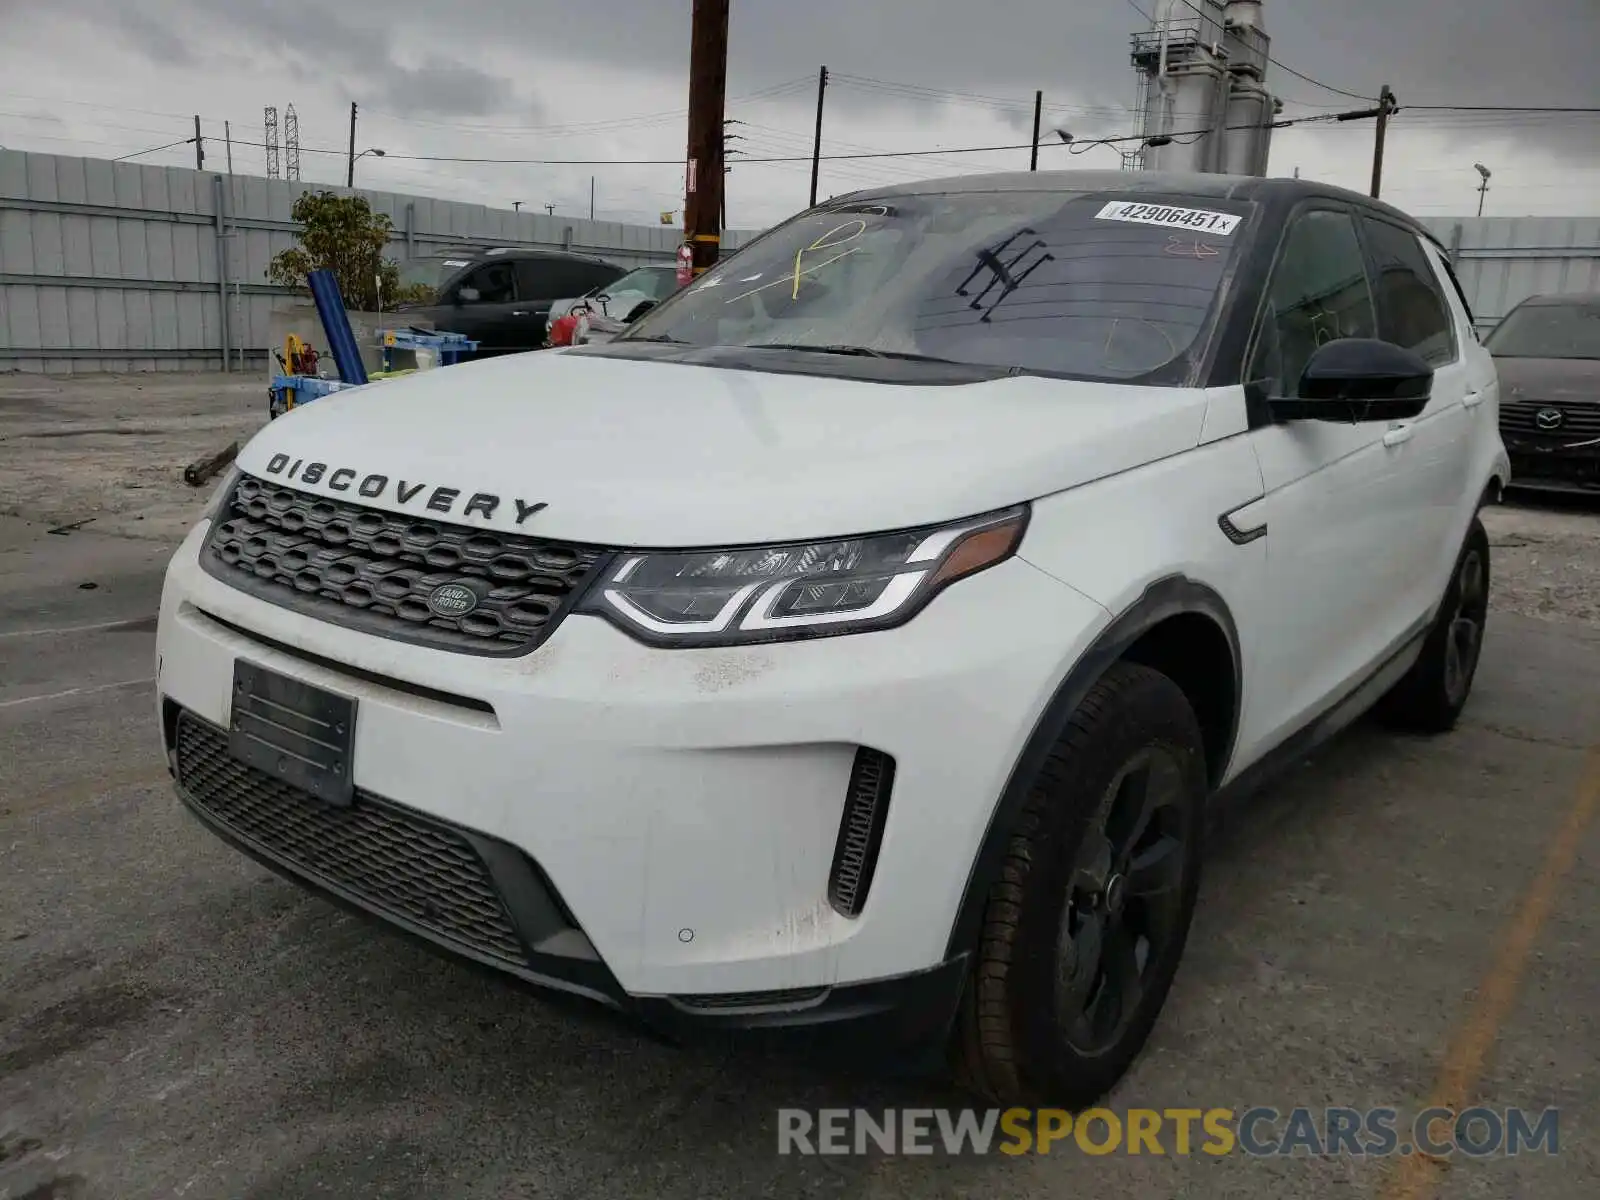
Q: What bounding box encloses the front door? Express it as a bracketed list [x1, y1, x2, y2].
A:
[434, 260, 521, 350]
[1233, 205, 1429, 766]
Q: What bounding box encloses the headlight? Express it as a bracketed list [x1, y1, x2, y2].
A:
[200, 467, 241, 521]
[579, 506, 1028, 647]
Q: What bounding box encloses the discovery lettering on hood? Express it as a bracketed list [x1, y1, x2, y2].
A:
[262, 453, 549, 525]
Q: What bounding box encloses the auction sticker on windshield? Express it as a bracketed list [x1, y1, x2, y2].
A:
[1095, 201, 1241, 236]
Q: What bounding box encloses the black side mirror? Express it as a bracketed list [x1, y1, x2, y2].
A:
[1268, 338, 1433, 424]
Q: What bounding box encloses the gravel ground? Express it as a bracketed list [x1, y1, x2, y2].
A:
[0, 373, 267, 543]
[1484, 498, 1600, 628]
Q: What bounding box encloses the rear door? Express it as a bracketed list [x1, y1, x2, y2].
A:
[1236, 204, 1421, 764]
[1357, 215, 1480, 616]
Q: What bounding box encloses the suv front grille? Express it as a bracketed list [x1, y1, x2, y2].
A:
[1501, 399, 1600, 441]
[201, 474, 610, 656]
[174, 711, 527, 965]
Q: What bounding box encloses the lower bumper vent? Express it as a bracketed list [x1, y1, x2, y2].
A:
[173, 710, 527, 966]
[827, 747, 896, 919]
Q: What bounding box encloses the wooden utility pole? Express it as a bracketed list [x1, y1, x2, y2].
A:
[1029, 91, 1043, 171]
[808, 66, 829, 207]
[224, 120, 234, 173]
[193, 115, 204, 170]
[346, 102, 358, 188]
[683, 0, 730, 275]
[1369, 84, 1395, 199]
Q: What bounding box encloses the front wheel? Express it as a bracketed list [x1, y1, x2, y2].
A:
[953, 661, 1207, 1109]
[1375, 517, 1490, 734]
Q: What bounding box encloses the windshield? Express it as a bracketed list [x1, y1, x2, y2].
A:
[1485, 299, 1600, 360]
[613, 190, 1255, 384]
[395, 256, 474, 303]
[608, 268, 680, 301]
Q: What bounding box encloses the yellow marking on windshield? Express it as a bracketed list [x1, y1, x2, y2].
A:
[791, 219, 868, 299]
[729, 247, 863, 304]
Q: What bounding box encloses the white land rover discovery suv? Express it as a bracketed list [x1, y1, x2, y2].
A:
[156, 170, 1508, 1107]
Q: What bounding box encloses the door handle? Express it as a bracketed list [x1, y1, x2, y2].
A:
[1463, 389, 1485, 408]
[1382, 423, 1415, 448]
[512, 310, 530, 317]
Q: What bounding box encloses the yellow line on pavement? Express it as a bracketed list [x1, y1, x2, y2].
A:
[1383, 747, 1600, 1200]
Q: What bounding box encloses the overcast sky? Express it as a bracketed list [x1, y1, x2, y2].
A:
[2, 0, 1596, 233]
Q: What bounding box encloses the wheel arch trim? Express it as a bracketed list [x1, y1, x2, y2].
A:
[942, 574, 1242, 962]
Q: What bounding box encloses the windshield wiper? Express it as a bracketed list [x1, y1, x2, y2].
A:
[745, 342, 962, 364]
[620, 333, 688, 344]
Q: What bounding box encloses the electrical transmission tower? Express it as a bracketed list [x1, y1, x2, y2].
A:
[284, 104, 301, 181]
[263, 106, 281, 179]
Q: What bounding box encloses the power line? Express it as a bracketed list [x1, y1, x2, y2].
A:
[358, 76, 816, 137]
[114, 136, 195, 162]
[1404, 105, 1600, 114]
[220, 106, 1380, 167]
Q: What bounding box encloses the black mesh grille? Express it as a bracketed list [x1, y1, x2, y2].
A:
[1509, 454, 1600, 486]
[201, 474, 610, 656]
[1501, 399, 1600, 440]
[828, 748, 896, 919]
[674, 987, 829, 1011]
[175, 711, 527, 965]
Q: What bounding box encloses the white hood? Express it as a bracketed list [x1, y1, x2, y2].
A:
[241, 349, 1208, 546]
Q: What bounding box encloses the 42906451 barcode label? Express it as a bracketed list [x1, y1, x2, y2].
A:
[1094, 201, 1242, 236]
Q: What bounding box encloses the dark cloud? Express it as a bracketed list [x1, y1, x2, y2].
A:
[91, 0, 540, 121]
[108, 10, 199, 68]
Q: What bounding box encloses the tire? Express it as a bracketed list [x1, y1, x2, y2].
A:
[1374, 517, 1490, 735]
[952, 661, 1208, 1109]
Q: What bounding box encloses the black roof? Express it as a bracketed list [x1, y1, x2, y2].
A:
[829, 168, 1436, 242]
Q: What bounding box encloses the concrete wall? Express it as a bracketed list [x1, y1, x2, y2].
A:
[0, 148, 760, 374]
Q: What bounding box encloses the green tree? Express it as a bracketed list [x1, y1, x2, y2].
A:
[266, 191, 430, 310]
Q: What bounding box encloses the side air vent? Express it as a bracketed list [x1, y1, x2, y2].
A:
[827, 747, 896, 919]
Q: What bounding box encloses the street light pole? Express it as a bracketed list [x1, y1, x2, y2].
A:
[348, 147, 386, 185]
[1474, 163, 1492, 218]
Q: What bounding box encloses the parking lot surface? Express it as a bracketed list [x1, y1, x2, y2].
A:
[2, 375, 1598, 1199]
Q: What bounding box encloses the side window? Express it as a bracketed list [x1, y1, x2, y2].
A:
[1249, 208, 1377, 394]
[515, 258, 562, 301]
[1424, 240, 1480, 343]
[460, 261, 516, 305]
[515, 260, 600, 302]
[1360, 217, 1457, 365]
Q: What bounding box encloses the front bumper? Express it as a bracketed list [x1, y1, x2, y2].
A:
[156, 519, 1108, 1039]
[1502, 431, 1600, 494]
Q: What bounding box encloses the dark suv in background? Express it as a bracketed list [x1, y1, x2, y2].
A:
[395, 248, 627, 354]
[1488, 292, 1600, 494]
